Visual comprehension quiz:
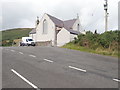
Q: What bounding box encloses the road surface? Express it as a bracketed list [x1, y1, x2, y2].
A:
[2, 46, 119, 88]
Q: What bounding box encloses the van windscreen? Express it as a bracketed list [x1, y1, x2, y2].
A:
[28, 39, 33, 41]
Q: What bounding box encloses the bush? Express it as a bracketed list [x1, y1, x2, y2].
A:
[73, 30, 120, 50]
[2, 40, 13, 46]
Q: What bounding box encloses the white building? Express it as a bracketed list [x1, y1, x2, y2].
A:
[29, 13, 84, 46]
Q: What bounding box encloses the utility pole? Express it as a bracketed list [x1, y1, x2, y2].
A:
[104, 0, 108, 32]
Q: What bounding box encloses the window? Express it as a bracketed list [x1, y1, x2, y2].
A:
[26, 39, 28, 42]
[28, 39, 33, 41]
[77, 24, 79, 31]
[43, 19, 48, 34]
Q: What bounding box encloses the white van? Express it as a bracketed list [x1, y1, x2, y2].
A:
[20, 37, 36, 46]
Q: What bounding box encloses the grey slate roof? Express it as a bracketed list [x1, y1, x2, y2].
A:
[47, 14, 64, 27]
[63, 19, 77, 30]
[29, 28, 36, 34]
[30, 14, 80, 35]
[47, 14, 79, 35]
[68, 30, 80, 35]
[63, 19, 80, 35]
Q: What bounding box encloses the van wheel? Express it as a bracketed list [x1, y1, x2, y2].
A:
[20, 42, 22, 46]
[20, 43, 23, 46]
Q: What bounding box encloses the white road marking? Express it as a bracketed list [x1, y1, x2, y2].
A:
[19, 52, 23, 54]
[68, 66, 87, 72]
[11, 50, 15, 52]
[29, 55, 36, 58]
[113, 78, 120, 82]
[11, 69, 39, 89]
[44, 59, 53, 63]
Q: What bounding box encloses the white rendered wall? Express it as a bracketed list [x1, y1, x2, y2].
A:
[72, 19, 82, 32]
[29, 34, 36, 42]
[57, 28, 70, 46]
[36, 14, 55, 46]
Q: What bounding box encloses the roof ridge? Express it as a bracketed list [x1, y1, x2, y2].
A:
[46, 13, 64, 27]
[63, 19, 77, 30]
[46, 13, 63, 22]
[64, 19, 77, 22]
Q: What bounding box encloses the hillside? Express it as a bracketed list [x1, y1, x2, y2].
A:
[62, 30, 120, 57]
[0, 28, 32, 46]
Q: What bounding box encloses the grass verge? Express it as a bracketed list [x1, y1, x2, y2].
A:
[62, 43, 119, 58]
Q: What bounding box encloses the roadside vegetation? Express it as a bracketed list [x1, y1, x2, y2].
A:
[1, 28, 119, 57]
[62, 30, 120, 57]
[0, 28, 32, 46]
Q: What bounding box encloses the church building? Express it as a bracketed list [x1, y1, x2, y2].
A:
[29, 13, 84, 46]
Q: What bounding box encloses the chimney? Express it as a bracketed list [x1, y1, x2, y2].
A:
[36, 16, 39, 28]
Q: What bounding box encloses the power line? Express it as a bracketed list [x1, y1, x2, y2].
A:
[84, 1, 102, 30]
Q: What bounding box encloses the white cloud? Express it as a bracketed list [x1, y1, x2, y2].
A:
[18, 19, 34, 28]
[1, 0, 119, 33]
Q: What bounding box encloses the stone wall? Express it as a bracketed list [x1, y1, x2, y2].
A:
[36, 41, 52, 46]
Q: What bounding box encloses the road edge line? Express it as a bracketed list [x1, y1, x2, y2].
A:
[11, 69, 39, 89]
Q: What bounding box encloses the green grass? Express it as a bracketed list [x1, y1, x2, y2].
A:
[1, 28, 32, 41]
[0, 28, 33, 46]
[62, 42, 119, 57]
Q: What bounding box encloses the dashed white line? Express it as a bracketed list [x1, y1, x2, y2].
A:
[44, 59, 53, 63]
[11, 50, 15, 52]
[19, 52, 23, 54]
[29, 55, 36, 58]
[68, 66, 87, 72]
[11, 69, 39, 89]
[113, 78, 120, 82]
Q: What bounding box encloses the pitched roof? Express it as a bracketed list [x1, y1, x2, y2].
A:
[63, 19, 77, 30]
[47, 14, 64, 27]
[68, 29, 80, 35]
[30, 14, 80, 35]
[29, 28, 36, 34]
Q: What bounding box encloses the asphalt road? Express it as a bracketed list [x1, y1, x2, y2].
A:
[2, 46, 119, 88]
[0, 47, 2, 90]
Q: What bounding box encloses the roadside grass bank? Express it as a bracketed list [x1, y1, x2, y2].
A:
[62, 30, 120, 58]
[62, 43, 119, 57]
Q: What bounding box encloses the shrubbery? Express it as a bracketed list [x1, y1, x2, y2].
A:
[73, 30, 120, 51]
[2, 40, 13, 46]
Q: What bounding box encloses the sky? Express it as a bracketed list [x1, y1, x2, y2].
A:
[1, 0, 119, 33]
